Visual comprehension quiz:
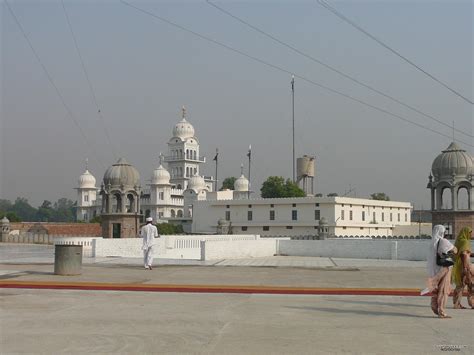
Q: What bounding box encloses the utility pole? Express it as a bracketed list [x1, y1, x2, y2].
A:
[291, 75, 295, 183]
[213, 148, 218, 191]
[247, 145, 252, 199]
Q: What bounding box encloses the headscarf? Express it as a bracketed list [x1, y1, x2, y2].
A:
[427, 225, 447, 277]
[452, 227, 472, 287]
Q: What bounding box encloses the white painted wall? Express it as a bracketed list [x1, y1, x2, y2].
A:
[201, 240, 277, 260]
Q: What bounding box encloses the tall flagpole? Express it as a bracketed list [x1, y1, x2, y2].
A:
[247, 145, 251, 199]
[214, 148, 219, 191]
[291, 75, 295, 183]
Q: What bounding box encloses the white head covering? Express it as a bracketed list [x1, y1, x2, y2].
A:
[427, 224, 453, 277]
[146, 217, 153, 222]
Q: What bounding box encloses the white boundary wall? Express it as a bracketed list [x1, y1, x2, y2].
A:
[201, 240, 277, 260]
[278, 240, 474, 261]
[53, 236, 474, 262]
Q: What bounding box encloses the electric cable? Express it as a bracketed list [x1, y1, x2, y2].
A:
[5, 0, 106, 169]
[61, 0, 118, 160]
[119, 0, 473, 148]
[207, 0, 473, 139]
[317, 0, 473, 105]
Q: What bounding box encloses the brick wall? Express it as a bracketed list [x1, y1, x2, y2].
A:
[9, 222, 101, 237]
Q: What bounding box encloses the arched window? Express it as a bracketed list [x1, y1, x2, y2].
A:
[457, 186, 469, 210]
[177, 210, 183, 217]
[193, 151, 197, 160]
[186, 149, 189, 159]
[145, 209, 151, 218]
[441, 187, 452, 209]
[127, 194, 134, 213]
[171, 210, 176, 218]
[113, 193, 122, 213]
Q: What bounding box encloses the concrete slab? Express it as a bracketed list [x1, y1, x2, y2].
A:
[1, 289, 472, 354]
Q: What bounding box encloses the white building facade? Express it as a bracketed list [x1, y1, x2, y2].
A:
[191, 196, 412, 237]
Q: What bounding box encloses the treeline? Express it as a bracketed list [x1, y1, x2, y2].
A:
[0, 198, 76, 222]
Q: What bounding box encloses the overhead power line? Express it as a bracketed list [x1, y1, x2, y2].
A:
[119, 0, 473, 148]
[5, 0, 106, 169]
[61, 0, 118, 160]
[317, 0, 474, 105]
[206, 0, 473, 139]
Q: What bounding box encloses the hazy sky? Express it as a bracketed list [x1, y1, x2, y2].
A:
[1, 0, 473, 209]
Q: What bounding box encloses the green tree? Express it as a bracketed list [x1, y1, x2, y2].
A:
[37, 200, 54, 222]
[156, 222, 183, 235]
[0, 199, 13, 215]
[12, 198, 38, 221]
[0, 211, 21, 222]
[89, 215, 102, 223]
[260, 176, 305, 198]
[220, 177, 237, 190]
[327, 193, 338, 197]
[52, 198, 75, 222]
[370, 192, 390, 201]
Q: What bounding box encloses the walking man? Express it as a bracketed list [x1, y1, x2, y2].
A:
[141, 217, 158, 270]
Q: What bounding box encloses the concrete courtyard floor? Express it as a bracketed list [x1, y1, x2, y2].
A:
[1, 244, 473, 354]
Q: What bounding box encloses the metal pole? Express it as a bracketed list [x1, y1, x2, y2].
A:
[214, 148, 218, 191]
[248, 145, 251, 199]
[291, 75, 295, 183]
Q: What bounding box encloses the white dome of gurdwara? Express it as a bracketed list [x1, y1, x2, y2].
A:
[78, 169, 96, 189]
[172, 106, 195, 139]
[151, 165, 171, 185]
[188, 173, 206, 191]
[234, 174, 249, 192]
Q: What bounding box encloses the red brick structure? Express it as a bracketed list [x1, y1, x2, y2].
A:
[9, 222, 102, 237]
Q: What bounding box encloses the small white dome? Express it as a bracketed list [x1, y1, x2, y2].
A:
[151, 165, 170, 185]
[173, 118, 195, 139]
[234, 174, 249, 191]
[78, 169, 96, 189]
[188, 174, 205, 191]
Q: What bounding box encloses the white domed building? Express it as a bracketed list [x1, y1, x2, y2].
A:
[75, 163, 99, 222]
[427, 142, 474, 236]
[76, 107, 216, 227]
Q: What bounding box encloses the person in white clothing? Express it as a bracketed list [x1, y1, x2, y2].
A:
[141, 217, 159, 270]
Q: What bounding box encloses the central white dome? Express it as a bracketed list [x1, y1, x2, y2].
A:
[173, 118, 195, 139]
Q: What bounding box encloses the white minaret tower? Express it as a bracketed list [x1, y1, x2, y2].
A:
[165, 106, 207, 190]
[75, 159, 98, 222]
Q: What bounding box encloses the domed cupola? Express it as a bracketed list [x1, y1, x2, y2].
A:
[172, 106, 195, 139]
[103, 158, 140, 188]
[234, 174, 249, 192]
[431, 142, 474, 179]
[151, 164, 171, 185]
[188, 173, 205, 192]
[78, 169, 96, 189]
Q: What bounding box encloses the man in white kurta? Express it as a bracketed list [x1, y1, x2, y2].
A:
[141, 217, 158, 270]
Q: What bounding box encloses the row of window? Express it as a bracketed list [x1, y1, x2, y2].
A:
[170, 166, 198, 178]
[341, 210, 408, 222]
[225, 209, 321, 221]
[171, 149, 198, 160]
